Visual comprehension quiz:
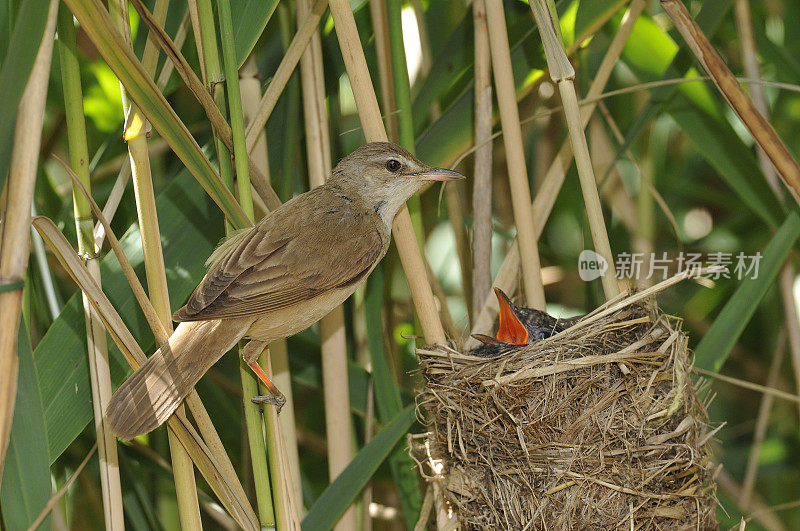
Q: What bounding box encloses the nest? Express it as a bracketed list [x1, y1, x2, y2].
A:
[416, 295, 718, 529]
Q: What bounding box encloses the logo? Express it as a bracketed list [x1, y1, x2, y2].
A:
[578, 250, 608, 281]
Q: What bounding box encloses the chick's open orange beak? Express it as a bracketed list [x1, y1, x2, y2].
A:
[494, 288, 529, 345]
[403, 167, 464, 181]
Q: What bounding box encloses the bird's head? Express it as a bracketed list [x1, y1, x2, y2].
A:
[331, 142, 463, 227]
[471, 288, 559, 348]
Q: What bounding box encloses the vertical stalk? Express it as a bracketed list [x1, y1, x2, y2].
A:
[368, 0, 398, 140]
[270, 7, 304, 501]
[386, 0, 424, 244]
[327, 0, 447, 345]
[297, 0, 356, 528]
[240, 55, 270, 206]
[0, 0, 57, 481]
[528, 0, 619, 299]
[734, 0, 782, 199]
[276, 2, 301, 203]
[484, 0, 547, 309]
[732, 0, 800, 428]
[106, 0, 202, 526]
[471, 0, 493, 320]
[217, 1, 277, 526]
[57, 6, 124, 528]
[468, 0, 644, 342]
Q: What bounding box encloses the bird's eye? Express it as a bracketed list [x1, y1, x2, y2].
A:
[385, 159, 402, 172]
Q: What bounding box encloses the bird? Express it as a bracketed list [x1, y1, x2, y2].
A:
[470, 288, 582, 358]
[106, 142, 463, 439]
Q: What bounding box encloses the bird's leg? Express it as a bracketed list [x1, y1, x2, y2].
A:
[242, 340, 286, 413]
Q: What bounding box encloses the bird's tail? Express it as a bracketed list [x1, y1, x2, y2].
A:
[106, 319, 249, 439]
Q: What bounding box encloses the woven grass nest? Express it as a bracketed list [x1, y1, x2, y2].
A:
[416, 291, 718, 529]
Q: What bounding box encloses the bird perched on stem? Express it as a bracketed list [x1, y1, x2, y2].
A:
[107, 142, 463, 439]
[470, 288, 582, 358]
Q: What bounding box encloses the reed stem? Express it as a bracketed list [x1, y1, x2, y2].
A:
[57, 6, 124, 527]
[217, 0, 276, 524]
[368, 0, 398, 140]
[107, 0, 204, 525]
[485, 0, 546, 309]
[468, 0, 643, 343]
[298, 0, 356, 526]
[0, 0, 58, 482]
[534, 0, 620, 299]
[472, 0, 493, 320]
[662, 0, 800, 204]
[327, 0, 447, 345]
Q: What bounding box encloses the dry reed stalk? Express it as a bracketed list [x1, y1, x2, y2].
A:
[327, 0, 446, 345]
[107, 0, 202, 524]
[741, 333, 785, 508]
[244, 0, 327, 154]
[57, 7, 124, 527]
[240, 56, 270, 197]
[0, 0, 58, 482]
[484, 0, 546, 310]
[368, 0, 398, 140]
[529, 0, 619, 299]
[261, 347, 303, 530]
[717, 469, 787, 531]
[471, 0, 493, 320]
[324, 4, 454, 527]
[297, 1, 356, 525]
[733, 0, 782, 199]
[467, 0, 644, 346]
[661, 0, 800, 204]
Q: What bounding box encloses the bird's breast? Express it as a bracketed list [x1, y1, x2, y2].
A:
[244, 283, 363, 342]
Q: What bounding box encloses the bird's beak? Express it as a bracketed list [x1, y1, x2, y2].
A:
[494, 288, 529, 345]
[403, 167, 464, 181]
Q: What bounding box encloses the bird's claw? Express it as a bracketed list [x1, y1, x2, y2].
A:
[251, 393, 286, 414]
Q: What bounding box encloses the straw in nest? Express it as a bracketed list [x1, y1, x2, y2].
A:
[416, 289, 718, 529]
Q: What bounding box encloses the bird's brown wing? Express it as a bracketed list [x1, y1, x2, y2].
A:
[173, 189, 386, 321]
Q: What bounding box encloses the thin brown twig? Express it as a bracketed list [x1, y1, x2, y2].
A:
[740, 331, 786, 508]
[471, 0, 493, 320]
[661, 0, 800, 205]
[27, 443, 98, 531]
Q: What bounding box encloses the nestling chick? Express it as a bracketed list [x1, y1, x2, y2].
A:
[470, 288, 583, 358]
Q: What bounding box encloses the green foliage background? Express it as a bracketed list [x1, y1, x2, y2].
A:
[3, 0, 800, 529]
